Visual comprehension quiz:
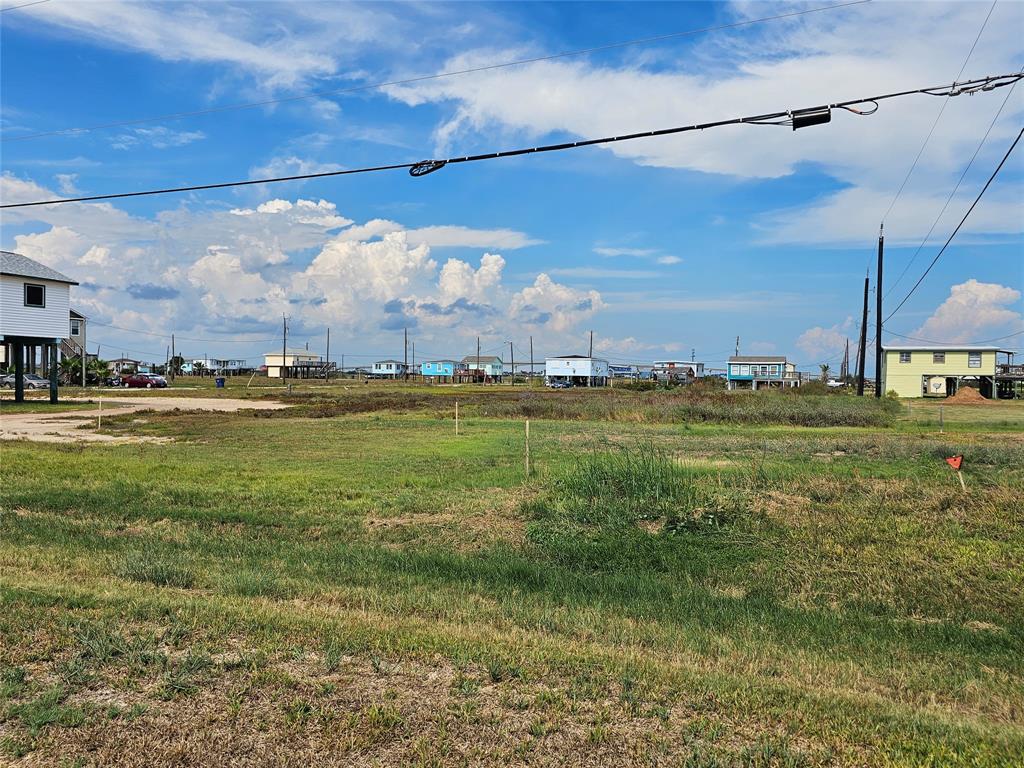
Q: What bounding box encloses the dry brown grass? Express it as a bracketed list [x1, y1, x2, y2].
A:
[14, 644, 832, 768]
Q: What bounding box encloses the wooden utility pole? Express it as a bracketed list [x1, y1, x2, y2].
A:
[82, 317, 88, 387]
[170, 334, 175, 382]
[281, 314, 288, 382]
[477, 336, 481, 384]
[856, 271, 869, 396]
[509, 341, 515, 386]
[529, 335, 534, 379]
[404, 327, 409, 381]
[735, 336, 740, 356]
[588, 330, 593, 357]
[874, 224, 884, 398]
[325, 328, 330, 381]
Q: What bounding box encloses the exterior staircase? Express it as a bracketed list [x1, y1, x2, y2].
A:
[61, 337, 83, 360]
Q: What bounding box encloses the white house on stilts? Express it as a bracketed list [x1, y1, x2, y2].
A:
[1, 251, 79, 403]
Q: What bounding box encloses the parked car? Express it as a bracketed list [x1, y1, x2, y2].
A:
[546, 380, 572, 389]
[1, 373, 50, 389]
[123, 373, 168, 388]
[104, 375, 123, 387]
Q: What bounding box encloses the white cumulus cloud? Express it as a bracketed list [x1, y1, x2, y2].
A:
[912, 279, 1022, 343]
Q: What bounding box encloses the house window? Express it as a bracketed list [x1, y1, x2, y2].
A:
[740, 365, 750, 376]
[933, 352, 945, 364]
[70, 319, 81, 335]
[730, 365, 739, 376]
[899, 352, 911, 364]
[24, 283, 45, 307]
[770, 365, 778, 375]
[968, 352, 982, 369]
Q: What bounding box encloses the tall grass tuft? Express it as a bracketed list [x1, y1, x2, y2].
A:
[115, 549, 195, 589]
[556, 444, 697, 524]
[527, 445, 747, 573]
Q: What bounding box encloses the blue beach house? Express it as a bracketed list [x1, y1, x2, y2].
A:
[421, 359, 461, 381]
[727, 355, 801, 390]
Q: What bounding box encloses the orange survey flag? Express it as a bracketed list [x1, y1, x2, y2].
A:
[945, 455, 963, 471]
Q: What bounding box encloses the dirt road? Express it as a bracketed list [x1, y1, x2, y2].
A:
[0, 396, 287, 444]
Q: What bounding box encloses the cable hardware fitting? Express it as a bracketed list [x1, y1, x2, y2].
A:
[410, 160, 447, 177]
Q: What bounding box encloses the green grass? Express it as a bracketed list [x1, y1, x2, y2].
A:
[0, 390, 1021, 765]
[0, 399, 109, 414]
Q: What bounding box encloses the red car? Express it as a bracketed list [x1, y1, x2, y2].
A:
[123, 373, 168, 388]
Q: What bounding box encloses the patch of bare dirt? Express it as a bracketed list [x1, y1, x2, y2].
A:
[0, 397, 287, 443]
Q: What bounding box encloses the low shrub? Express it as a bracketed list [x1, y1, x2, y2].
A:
[257, 384, 898, 427]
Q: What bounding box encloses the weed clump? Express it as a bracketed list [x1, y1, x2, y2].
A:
[553, 444, 739, 529]
[115, 549, 196, 589]
[222, 569, 288, 598]
[527, 445, 750, 573]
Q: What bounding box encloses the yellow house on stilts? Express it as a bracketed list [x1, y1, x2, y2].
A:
[881, 344, 1021, 399]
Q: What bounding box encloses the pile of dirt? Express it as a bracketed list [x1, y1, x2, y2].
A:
[946, 386, 992, 405]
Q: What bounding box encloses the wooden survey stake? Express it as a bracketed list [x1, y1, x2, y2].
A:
[525, 419, 530, 477]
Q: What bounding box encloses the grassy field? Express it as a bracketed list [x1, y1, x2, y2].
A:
[1, 386, 1021, 766]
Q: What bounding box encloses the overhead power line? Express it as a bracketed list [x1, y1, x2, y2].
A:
[0, 0, 52, 12]
[879, 0, 997, 226]
[884, 75, 1019, 300]
[883, 124, 1024, 324]
[884, 328, 1024, 345]
[2, 0, 870, 143]
[5, 71, 1020, 210]
[88, 320, 279, 345]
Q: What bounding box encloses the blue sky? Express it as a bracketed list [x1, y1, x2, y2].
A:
[2, 0, 1022, 371]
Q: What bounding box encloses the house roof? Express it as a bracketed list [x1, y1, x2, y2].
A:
[374, 359, 405, 365]
[884, 344, 1013, 353]
[423, 359, 459, 365]
[69, 308, 87, 319]
[729, 355, 788, 363]
[461, 355, 503, 364]
[546, 355, 609, 363]
[1, 251, 78, 285]
[263, 349, 321, 357]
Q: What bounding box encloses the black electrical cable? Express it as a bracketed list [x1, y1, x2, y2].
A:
[884, 75, 1018, 300]
[2, 0, 871, 144]
[883, 328, 1024, 345]
[883, 124, 1024, 324]
[5, 72, 1021, 210]
[880, 0, 998, 226]
[0, 0, 52, 12]
[89, 320, 279, 344]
